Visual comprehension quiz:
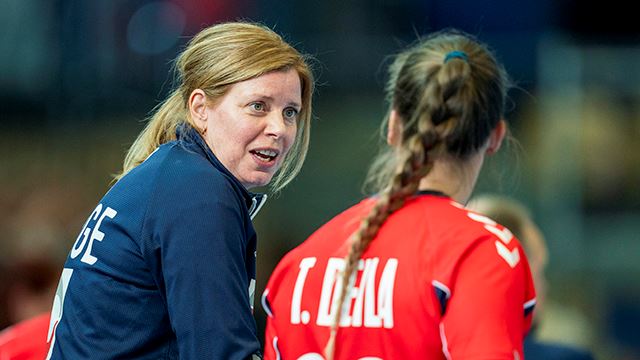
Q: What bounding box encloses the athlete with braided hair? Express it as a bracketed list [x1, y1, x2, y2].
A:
[262, 30, 536, 360]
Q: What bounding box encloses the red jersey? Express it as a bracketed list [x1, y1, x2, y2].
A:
[263, 193, 536, 360]
[0, 313, 50, 360]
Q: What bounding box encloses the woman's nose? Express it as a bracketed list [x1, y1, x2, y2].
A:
[264, 112, 287, 138]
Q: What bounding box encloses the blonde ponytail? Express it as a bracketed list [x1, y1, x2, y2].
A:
[117, 90, 188, 179]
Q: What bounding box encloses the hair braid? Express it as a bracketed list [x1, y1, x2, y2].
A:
[324, 78, 457, 359]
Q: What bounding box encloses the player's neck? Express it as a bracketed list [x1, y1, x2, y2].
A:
[417, 156, 482, 204]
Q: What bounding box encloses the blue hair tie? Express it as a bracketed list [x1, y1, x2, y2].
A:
[443, 50, 468, 63]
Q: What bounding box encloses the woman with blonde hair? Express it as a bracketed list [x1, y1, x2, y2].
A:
[46, 22, 314, 359]
[262, 30, 535, 359]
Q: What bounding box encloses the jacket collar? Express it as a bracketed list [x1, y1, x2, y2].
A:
[175, 124, 267, 219]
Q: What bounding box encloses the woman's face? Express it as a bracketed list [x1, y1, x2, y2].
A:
[201, 69, 301, 189]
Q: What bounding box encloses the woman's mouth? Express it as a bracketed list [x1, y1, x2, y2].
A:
[250, 149, 279, 163]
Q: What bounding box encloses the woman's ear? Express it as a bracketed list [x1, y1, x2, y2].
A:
[189, 89, 208, 134]
[387, 109, 403, 146]
[486, 119, 507, 155]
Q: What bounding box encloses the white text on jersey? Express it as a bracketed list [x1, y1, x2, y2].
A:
[290, 257, 398, 329]
[70, 203, 118, 265]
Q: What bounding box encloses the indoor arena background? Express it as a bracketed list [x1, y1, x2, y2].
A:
[1, 1, 639, 358]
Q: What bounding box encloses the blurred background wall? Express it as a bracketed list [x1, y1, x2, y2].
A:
[1, 0, 639, 358]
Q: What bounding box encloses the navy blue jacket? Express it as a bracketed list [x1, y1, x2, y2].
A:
[47, 125, 266, 359]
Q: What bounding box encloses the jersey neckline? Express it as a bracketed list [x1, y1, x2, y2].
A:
[415, 189, 449, 198]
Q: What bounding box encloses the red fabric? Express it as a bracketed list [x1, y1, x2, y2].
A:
[0, 313, 50, 360]
[263, 194, 535, 360]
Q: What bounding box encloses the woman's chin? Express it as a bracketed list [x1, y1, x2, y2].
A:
[241, 173, 275, 190]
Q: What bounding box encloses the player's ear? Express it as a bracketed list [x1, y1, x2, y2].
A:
[189, 89, 208, 134]
[486, 119, 506, 155]
[387, 109, 403, 146]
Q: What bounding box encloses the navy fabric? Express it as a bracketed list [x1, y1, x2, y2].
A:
[432, 285, 450, 315]
[525, 337, 595, 360]
[48, 125, 263, 359]
[525, 301, 536, 317]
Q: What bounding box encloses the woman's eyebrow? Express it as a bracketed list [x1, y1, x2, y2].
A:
[246, 94, 301, 108]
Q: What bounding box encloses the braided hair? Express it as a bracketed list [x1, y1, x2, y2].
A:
[324, 30, 511, 359]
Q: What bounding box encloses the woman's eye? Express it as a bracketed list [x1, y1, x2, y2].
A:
[283, 108, 299, 120]
[250, 102, 265, 112]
